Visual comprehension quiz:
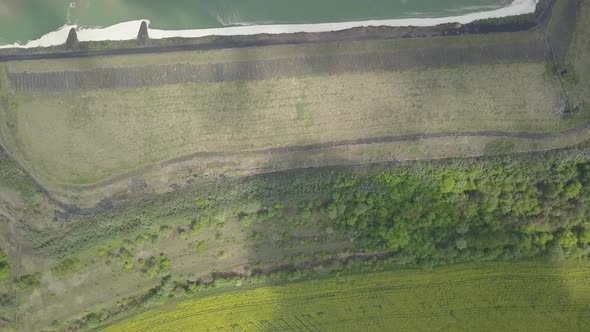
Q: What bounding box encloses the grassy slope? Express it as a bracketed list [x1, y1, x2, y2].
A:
[0, 6, 563, 191]
[1, 2, 585, 201]
[4, 63, 562, 185]
[104, 260, 590, 332]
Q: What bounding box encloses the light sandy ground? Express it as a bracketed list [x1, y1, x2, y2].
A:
[0, 0, 538, 49]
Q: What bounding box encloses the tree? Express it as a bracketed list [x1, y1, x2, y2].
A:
[383, 223, 410, 250]
[557, 229, 578, 248]
[455, 238, 468, 250]
[51, 258, 80, 277]
[578, 229, 590, 244]
[564, 182, 583, 199]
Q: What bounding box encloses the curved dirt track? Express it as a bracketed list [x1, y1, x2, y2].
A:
[54, 121, 590, 193]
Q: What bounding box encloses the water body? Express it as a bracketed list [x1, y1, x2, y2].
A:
[0, 0, 519, 46]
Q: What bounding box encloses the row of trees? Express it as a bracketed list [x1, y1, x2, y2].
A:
[321, 152, 590, 266]
[228, 147, 590, 267]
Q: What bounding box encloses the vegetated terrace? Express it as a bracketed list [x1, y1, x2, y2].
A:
[0, 0, 585, 209]
[0, 1, 590, 330]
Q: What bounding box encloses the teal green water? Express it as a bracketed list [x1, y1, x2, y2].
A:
[0, 0, 511, 45]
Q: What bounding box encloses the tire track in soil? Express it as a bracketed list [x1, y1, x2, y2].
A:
[54, 120, 590, 194]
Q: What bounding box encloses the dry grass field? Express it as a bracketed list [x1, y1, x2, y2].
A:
[0, 62, 565, 187]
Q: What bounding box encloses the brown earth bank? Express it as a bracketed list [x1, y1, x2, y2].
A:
[6, 40, 547, 92]
[4, 0, 580, 93]
[0, 0, 559, 62]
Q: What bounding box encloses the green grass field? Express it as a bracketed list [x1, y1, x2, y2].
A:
[104, 260, 590, 332]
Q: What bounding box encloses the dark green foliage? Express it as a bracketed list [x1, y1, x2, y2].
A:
[0, 250, 9, 280]
[325, 151, 590, 266]
[51, 257, 80, 277]
[142, 254, 171, 278]
[0, 293, 14, 307]
[18, 273, 41, 290]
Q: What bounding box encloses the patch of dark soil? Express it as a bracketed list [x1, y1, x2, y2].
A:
[97, 198, 114, 210]
[53, 209, 72, 223]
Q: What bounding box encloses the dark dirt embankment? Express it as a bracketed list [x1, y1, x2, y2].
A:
[7, 0, 581, 93]
[7, 38, 547, 92]
[0, 0, 555, 62]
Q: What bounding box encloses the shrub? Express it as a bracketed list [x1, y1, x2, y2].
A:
[217, 251, 228, 260]
[188, 241, 205, 254]
[51, 258, 80, 277]
[564, 182, 582, 199]
[178, 228, 187, 239]
[0, 250, 10, 280]
[18, 273, 41, 290]
[143, 254, 171, 278]
[557, 230, 578, 249]
[0, 293, 14, 307]
[579, 229, 590, 244]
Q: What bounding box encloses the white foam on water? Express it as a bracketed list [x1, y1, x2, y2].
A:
[0, 0, 539, 49]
